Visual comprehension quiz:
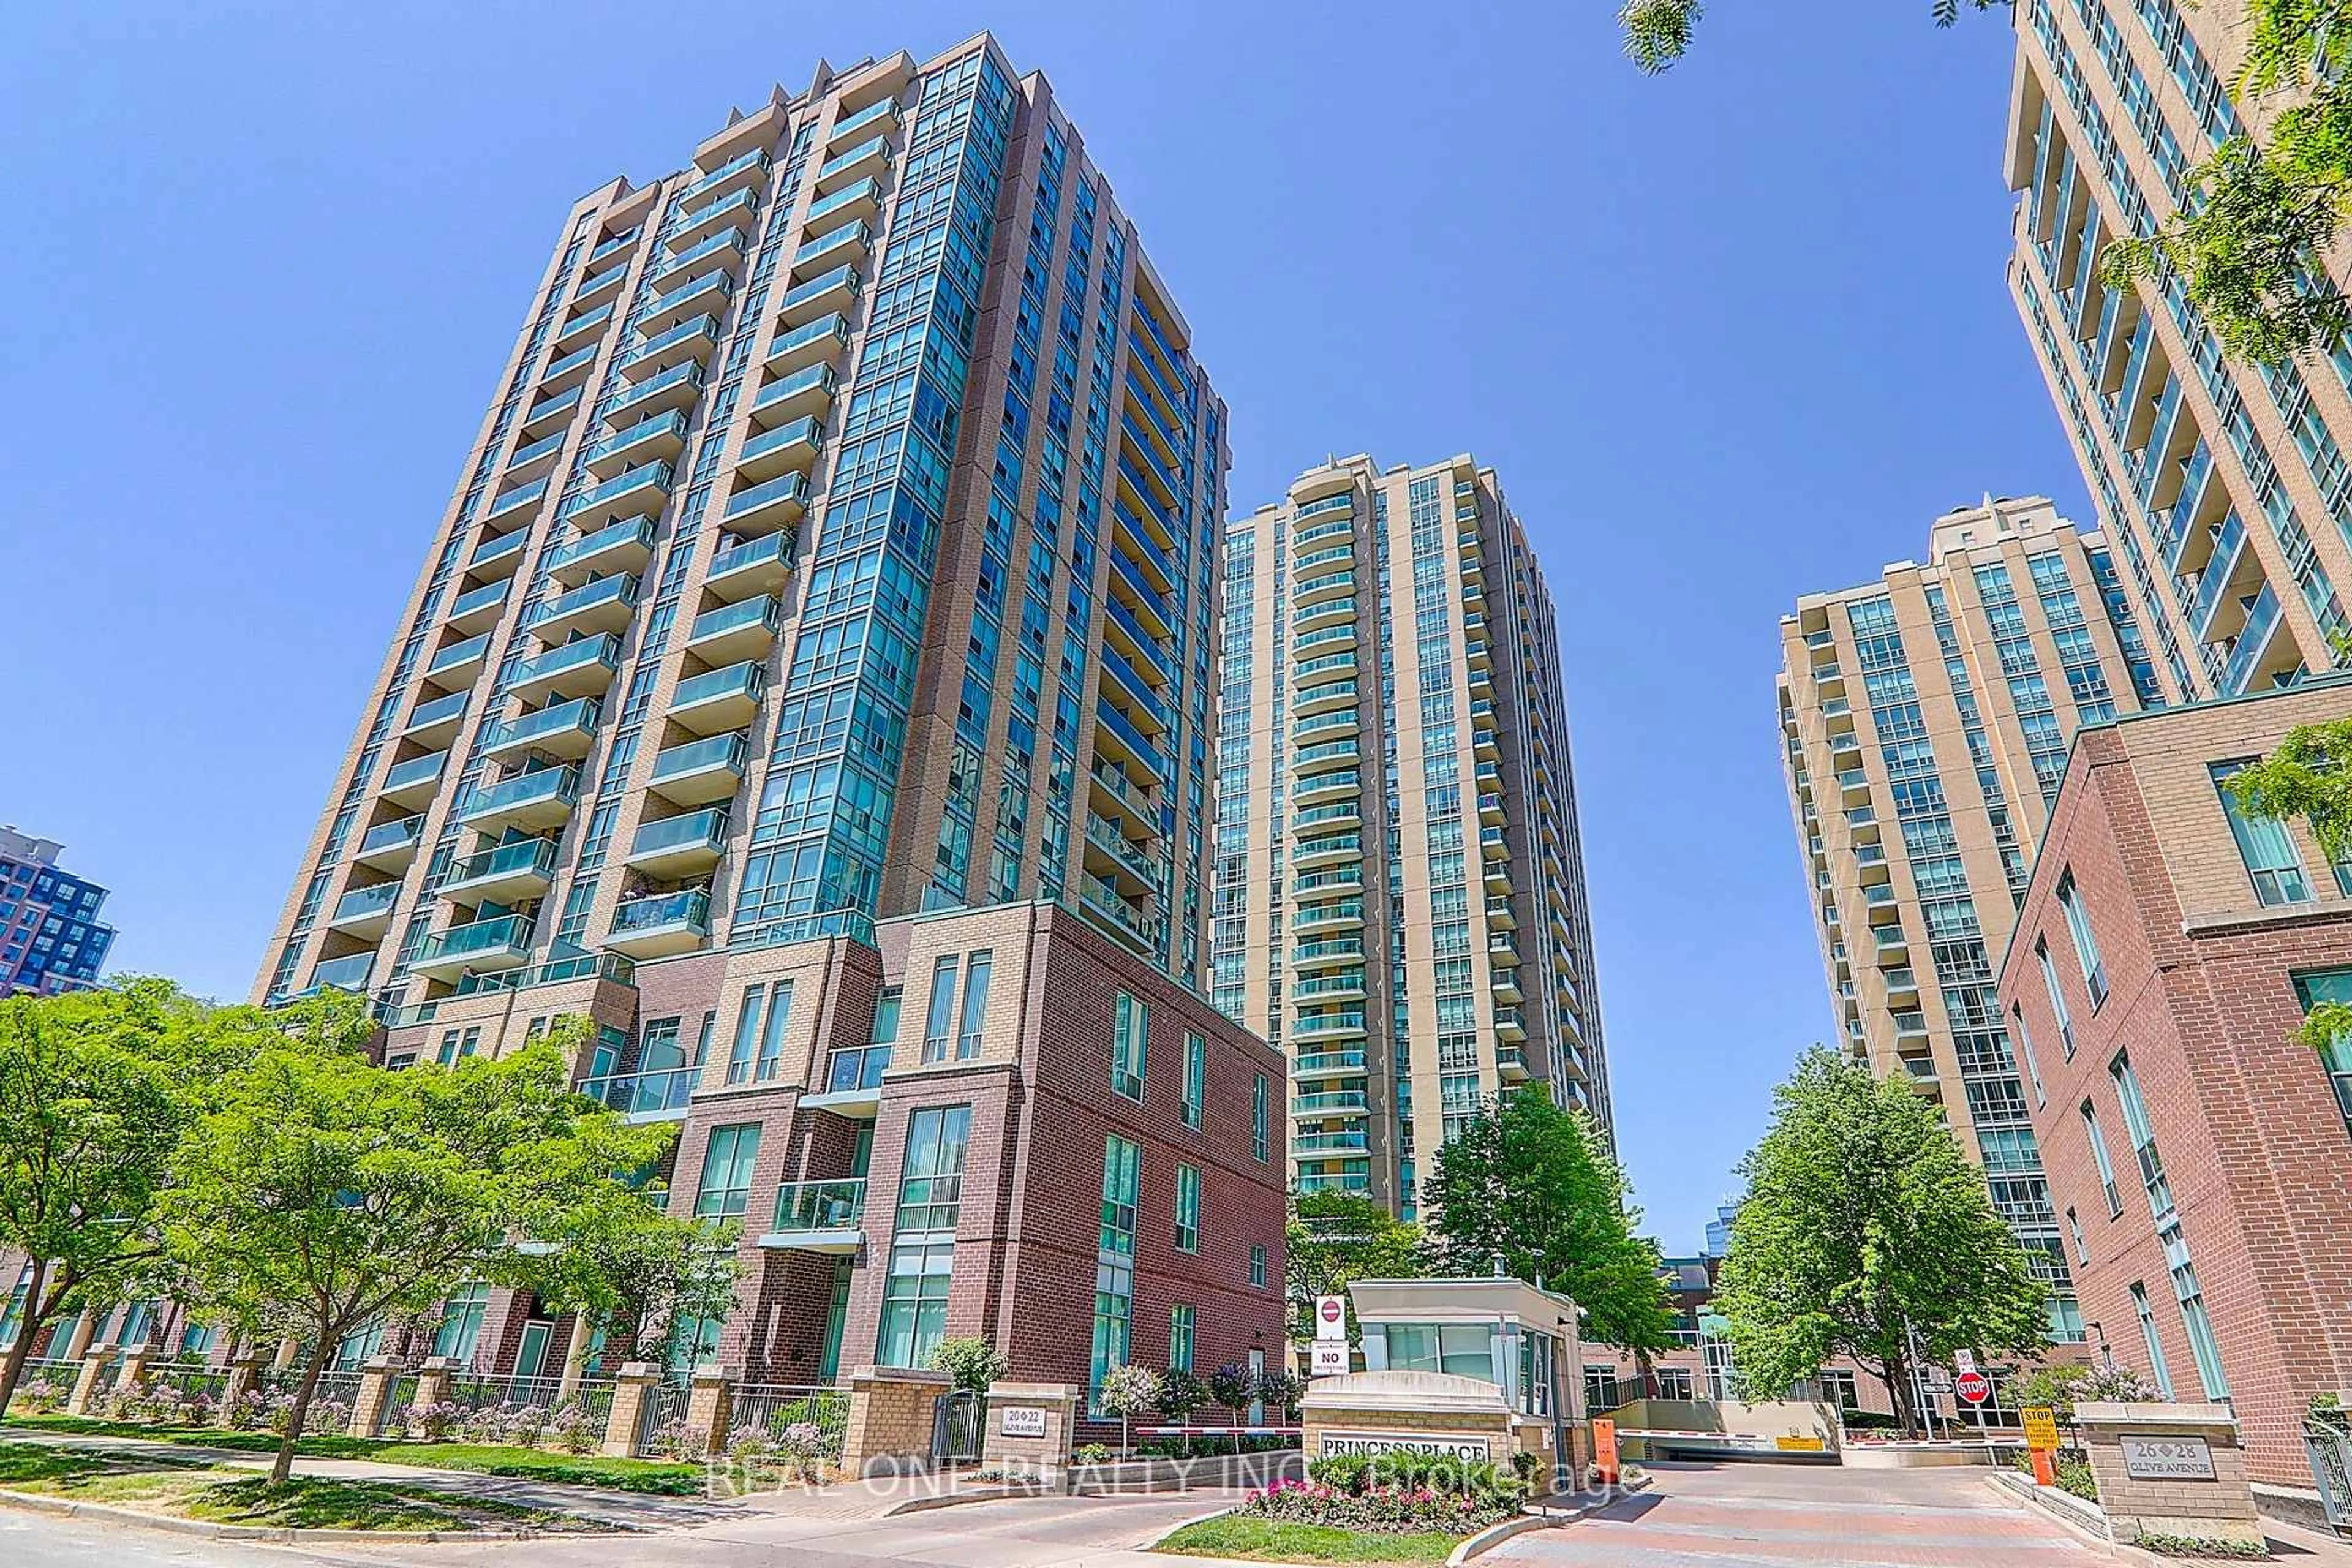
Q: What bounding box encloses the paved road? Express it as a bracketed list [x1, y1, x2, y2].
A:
[0, 1506, 332, 1568]
[1496, 1461, 2100, 1567]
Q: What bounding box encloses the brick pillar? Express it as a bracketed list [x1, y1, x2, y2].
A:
[603, 1362, 662, 1458]
[413, 1354, 455, 1419]
[66, 1348, 116, 1415]
[273, 1336, 300, 1372]
[687, 1366, 734, 1458]
[112, 1342, 155, 1393]
[556, 1316, 595, 1400]
[984, 1381, 1080, 1476]
[349, 1356, 401, 1439]
[59, 1313, 99, 1362]
[840, 1366, 951, 1478]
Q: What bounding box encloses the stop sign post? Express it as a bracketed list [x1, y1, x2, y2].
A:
[1954, 1370, 1991, 1406]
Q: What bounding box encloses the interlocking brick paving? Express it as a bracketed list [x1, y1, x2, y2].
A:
[1496, 1461, 2104, 1567]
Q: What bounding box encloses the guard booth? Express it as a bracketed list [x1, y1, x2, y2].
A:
[1332, 1276, 1589, 1486]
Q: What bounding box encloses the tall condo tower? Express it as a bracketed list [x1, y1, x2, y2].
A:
[255, 36, 1224, 1014]
[1217, 455, 1608, 1218]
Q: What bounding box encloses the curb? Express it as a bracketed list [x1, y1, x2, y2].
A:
[1983, 1472, 2177, 1566]
[883, 1482, 1051, 1516]
[1446, 1472, 1657, 1566]
[0, 1483, 560, 1544]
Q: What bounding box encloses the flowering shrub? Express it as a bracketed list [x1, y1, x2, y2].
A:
[645, 1419, 709, 1461]
[547, 1397, 602, 1455]
[303, 1398, 353, 1437]
[410, 1400, 464, 1441]
[17, 1377, 65, 1414]
[1242, 1476, 1518, 1534]
[224, 1389, 273, 1431]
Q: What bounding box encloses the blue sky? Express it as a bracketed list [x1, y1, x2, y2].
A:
[0, 2, 2085, 1252]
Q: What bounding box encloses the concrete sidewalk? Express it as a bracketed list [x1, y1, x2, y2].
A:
[0, 1427, 739, 1531]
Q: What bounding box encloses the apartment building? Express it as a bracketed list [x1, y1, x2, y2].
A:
[2000, 680, 2352, 1490]
[235, 36, 1281, 1396]
[1216, 455, 1607, 1217]
[1777, 495, 2173, 1342]
[0, 827, 115, 998]
[255, 35, 1221, 1018]
[2007, 0, 2352, 703]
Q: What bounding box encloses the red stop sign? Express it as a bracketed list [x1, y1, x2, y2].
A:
[1954, 1371, 1992, 1406]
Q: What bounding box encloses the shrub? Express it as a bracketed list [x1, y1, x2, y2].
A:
[224, 1389, 273, 1431]
[1256, 1368, 1306, 1421]
[409, 1400, 464, 1442]
[2011, 1447, 2100, 1502]
[17, 1377, 66, 1414]
[547, 1397, 601, 1455]
[927, 1337, 1007, 1393]
[1072, 1442, 1113, 1464]
[645, 1419, 709, 1461]
[2130, 1531, 2268, 1559]
[1157, 1367, 1207, 1422]
[1206, 1363, 1256, 1419]
[1243, 1475, 1518, 1534]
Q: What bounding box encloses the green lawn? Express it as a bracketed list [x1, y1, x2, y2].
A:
[1155, 1517, 1469, 1563]
[0, 1441, 596, 1532]
[1, 1414, 705, 1495]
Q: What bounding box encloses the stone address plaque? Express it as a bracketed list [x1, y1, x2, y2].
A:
[2120, 1434, 2217, 1481]
[998, 1406, 1047, 1438]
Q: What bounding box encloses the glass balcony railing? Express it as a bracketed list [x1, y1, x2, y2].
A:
[1294, 1131, 1369, 1156]
[358, 815, 426, 858]
[445, 837, 558, 889]
[585, 410, 688, 467]
[753, 367, 836, 421]
[587, 227, 639, 266]
[579, 1066, 698, 1118]
[1111, 502, 1176, 581]
[1292, 1012, 1367, 1038]
[522, 385, 582, 427]
[448, 580, 508, 624]
[427, 633, 490, 676]
[816, 134, 890, 184]
[778, 264, 859, 318]
[616, 316, 717, 375]
[2223, 584, 2282, 694]
[504, 429, 566, 470]
[603, 362, 703, 421]
[555, 300, 614, 345]
[538, 342, 597, 384]
[707, 532, 789, 583]
[545, 521, 655, 579]
[774, 1178, 866, 1232]
[651, 731, 749, 784]
[794, 220, 870, 267]
[405, 690, 466, 733]
[724, 470, 807, 521]
[630, 808, 728, 859]
[673, 661, 764, 710]
[650, 227, 744, 284]
[420, 913, 535, 966]
[483, 696, 600, 753]
[765, 313, 849, 366]
[464, 765, 578, 819]
[529, 575, 638, 633]
[805, 176, 880, 227]
[647, 269, 732, 319]
[331, 881, 400, 923]
[824, 1043, 891, 1094]
[383, 751, 447, 793]
[669, 186, 756, 236]
[1293, 1090, 1368, 1116]
[611, 887, 710, 936]
[827, 96, 897, 145]
[678, 147, 767, 205]
[561, 461, 671, 520]
[470, 529, 528, 571]
[311, 952, 375, 992]
[574, 262, 629, 299]
[739, 417, 820, 466]
[688, 597, 779, 646]
[514, 633, 620, 688]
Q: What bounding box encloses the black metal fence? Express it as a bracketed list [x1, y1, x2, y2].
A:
[730, 1384, 849, 1460]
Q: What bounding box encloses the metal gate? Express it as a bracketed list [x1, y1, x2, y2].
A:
[932, 1389, 982, 1463]
[2307, 1412, 2352, 1535]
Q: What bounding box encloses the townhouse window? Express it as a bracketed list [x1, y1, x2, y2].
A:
[1091, 1134, 1140, 1408]
[956, 951, 991, 1060]
[1169, 1303, 1196, 1373]
[1251, 1073, 1270, 1161]
[693, 1123, 761, 1221]
[2037, 940, 2075, 1058]
[2009, 1004, 2047, 1107]
[726, 986, 769, 1085]
[2291, 969, 2352, 1134]
[1174, 1163, 1201, 1254]
[2081, 1101, 2123, 1217]
[922, 956, 960, 1064]
[2211, 761, 2311, 906]
[1250, 1243, 1267, 1289]
[1181, 1032, 1206, 1129]
[1657, 1367, 1697, 1401]
[432, 1283, 490, 1363]
[1110, 990, 1147, 1101]
[2109, 1053, 2173, 1218]
[2066, 1207, 2089, 1266]
[2160, 1221, 2230, 1401]
[895, 1106, 971, 1233]
[2130, 1282, 2177, 1400]
[875, 1240, 954, 1370]
[2056, 871, 2107, 1008]
[753, 980, 794, 1082]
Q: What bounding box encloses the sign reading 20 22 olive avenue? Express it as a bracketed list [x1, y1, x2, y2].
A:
[2120, 1434, 2217, 1481]
[998, 1406, 1048, 1438]
[1318, 1431, 1490, 1463]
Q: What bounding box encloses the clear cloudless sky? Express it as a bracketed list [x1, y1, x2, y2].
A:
[0, 1, 2088, 1252]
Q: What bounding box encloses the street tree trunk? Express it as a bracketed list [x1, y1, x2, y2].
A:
[271, 1335, 336, 1486]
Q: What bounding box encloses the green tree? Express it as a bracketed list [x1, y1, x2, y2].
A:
[928, 1336, 1008, 1392]
[1286, 1189, 1425, 1344]
[1618, 0, 2352, 364]
[0, 980, 278, 1422]
[159, 1031, 678, 1483]
[1716, 1049, 2051, 1434]
[1421, 1091, 1675, 1355]
[2227, 713, 2352, 1061]
[530, 1166, 740, 1379]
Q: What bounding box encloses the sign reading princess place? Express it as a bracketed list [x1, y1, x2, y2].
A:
[1319, 1430, 1491, 1463]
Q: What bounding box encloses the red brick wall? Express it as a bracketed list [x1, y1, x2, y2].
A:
[2002, 722, 2352, 1487]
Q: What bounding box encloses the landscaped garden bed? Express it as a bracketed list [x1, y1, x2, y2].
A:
[1158, 1451, 1534, 1563]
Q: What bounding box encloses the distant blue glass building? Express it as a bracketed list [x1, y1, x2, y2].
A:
[0, 827, 116, 997]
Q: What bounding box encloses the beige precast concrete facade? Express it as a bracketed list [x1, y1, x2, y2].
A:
[1216, 454, 1607, 1216]
[251, 34, 1226, 1015]
[2006, 0, 2352, 704]
[1777, 495, 2169, 1341]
